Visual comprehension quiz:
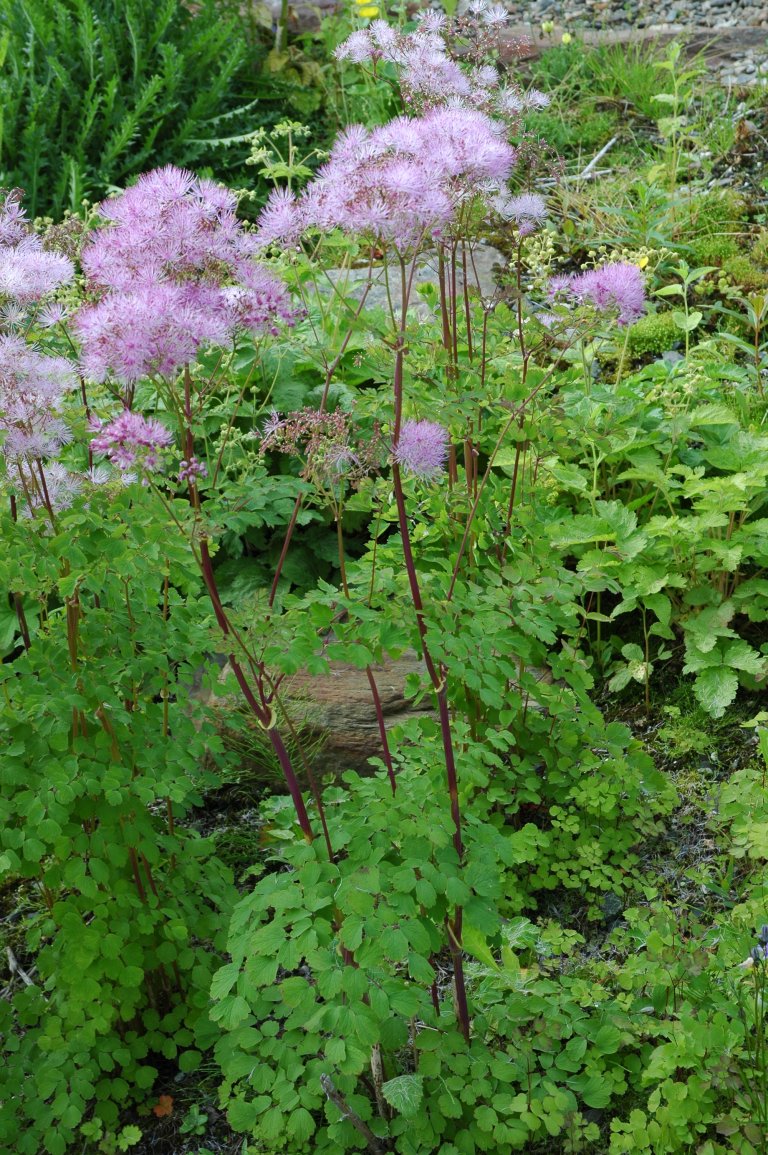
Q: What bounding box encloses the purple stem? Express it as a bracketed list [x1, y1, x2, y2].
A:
[391, 256, 469, 1041]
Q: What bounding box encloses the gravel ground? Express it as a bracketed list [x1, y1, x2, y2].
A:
[503, 0, 768, 31]
[486, 0, 768, 88]
[502, 20, 768, 89]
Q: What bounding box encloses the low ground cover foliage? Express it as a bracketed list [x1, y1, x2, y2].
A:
[1, 5, 768, 1155]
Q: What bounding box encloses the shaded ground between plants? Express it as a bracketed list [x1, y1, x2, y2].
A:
[114, 679, 765, 1155]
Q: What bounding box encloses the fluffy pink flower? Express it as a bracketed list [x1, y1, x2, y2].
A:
[551, 262, 646, 326]
[76, 283, 230, 383]
[0, 335, 75, 462]
[503, 193, 547, 222]
[335, 30, 373, 63]
[225, 264, 299, 335]
[91, 410, 174, 471]
[0, 193, 74, 303]
[81, 166, 251, 290]
[259, 108, 516, 251]
[394, 420, 448, 478]
[256, 188, 302, 249]
[16, 461, 82, 518]
[77, 166, 297, 382]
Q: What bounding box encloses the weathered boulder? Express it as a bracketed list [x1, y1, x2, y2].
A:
[211, 651, 434, 775]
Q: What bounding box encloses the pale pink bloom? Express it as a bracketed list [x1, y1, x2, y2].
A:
[78, 166, 296, 381]
[496, 89, 525, 116]
[256, 188, 302, 249]
[417, 10, 446, 32]
[17, 461, 82, 516]
[76, 283, 231, 384]
[37, 303, 69, 328]
[394, 420, 448, 478]
[334, 30, 373, 62]
[91, 409, 174, 471]
[0, 335, 75, 462]
[482, 3, 508, 25]
[549, 262, 646, 326]
[498, 193, 548, 226]
[0, 191, 74, 305]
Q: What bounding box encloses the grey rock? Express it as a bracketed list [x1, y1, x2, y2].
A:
[323, 244, 506, 320]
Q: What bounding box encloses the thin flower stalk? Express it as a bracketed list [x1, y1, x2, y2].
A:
[390, 260, 469, 1040]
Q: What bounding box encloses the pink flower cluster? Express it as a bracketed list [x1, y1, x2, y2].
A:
[0, 334, 74, 463]
[335, 10, 549, 121]
[257, 108, 516, 251]
[394, 420, 449, 479]
[549, 262, 647, 327]
[90, 410, 174, 471]
[0, 332, 82, 517]
[76, 166, 297, 383]
[0, 191, 74, 305]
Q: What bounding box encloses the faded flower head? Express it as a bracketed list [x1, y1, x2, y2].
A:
[90, 410, 174, 472]
[259, 407, 383, 490]
[393, 419, 449, 479]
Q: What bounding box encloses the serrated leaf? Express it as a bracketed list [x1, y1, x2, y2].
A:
[693, 667, 738, 718]
[382, 1075, 424, 1118]
[212, 995, 251, 1030]
[210, 962, 240, 1001]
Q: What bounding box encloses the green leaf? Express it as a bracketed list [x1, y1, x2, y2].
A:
[212, 995, 251, 1030]
[592, 1024, 622, 1054]
[693, 667, 738, 718]
[287, 1107, 315, 1142]
[178, 1050, 202, 1073]
[382, 1074, 424, 1118]
[568, 1073, 612, 1109]
[462, 924, 498, 970]
[672, 309, 702, 332]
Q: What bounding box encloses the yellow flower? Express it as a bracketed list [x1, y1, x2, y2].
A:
[541, 19, 555, 34]
[561, 32, 572, 44]
[356, 3, 379, 13]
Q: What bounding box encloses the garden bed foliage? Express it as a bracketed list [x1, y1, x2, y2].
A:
[1, 5, 768, 1155]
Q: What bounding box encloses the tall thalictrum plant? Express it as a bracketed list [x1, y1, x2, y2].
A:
[0, 192, 239, 1153]
[251, 7, 551, 1038]
[74, 167, 327, 851]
